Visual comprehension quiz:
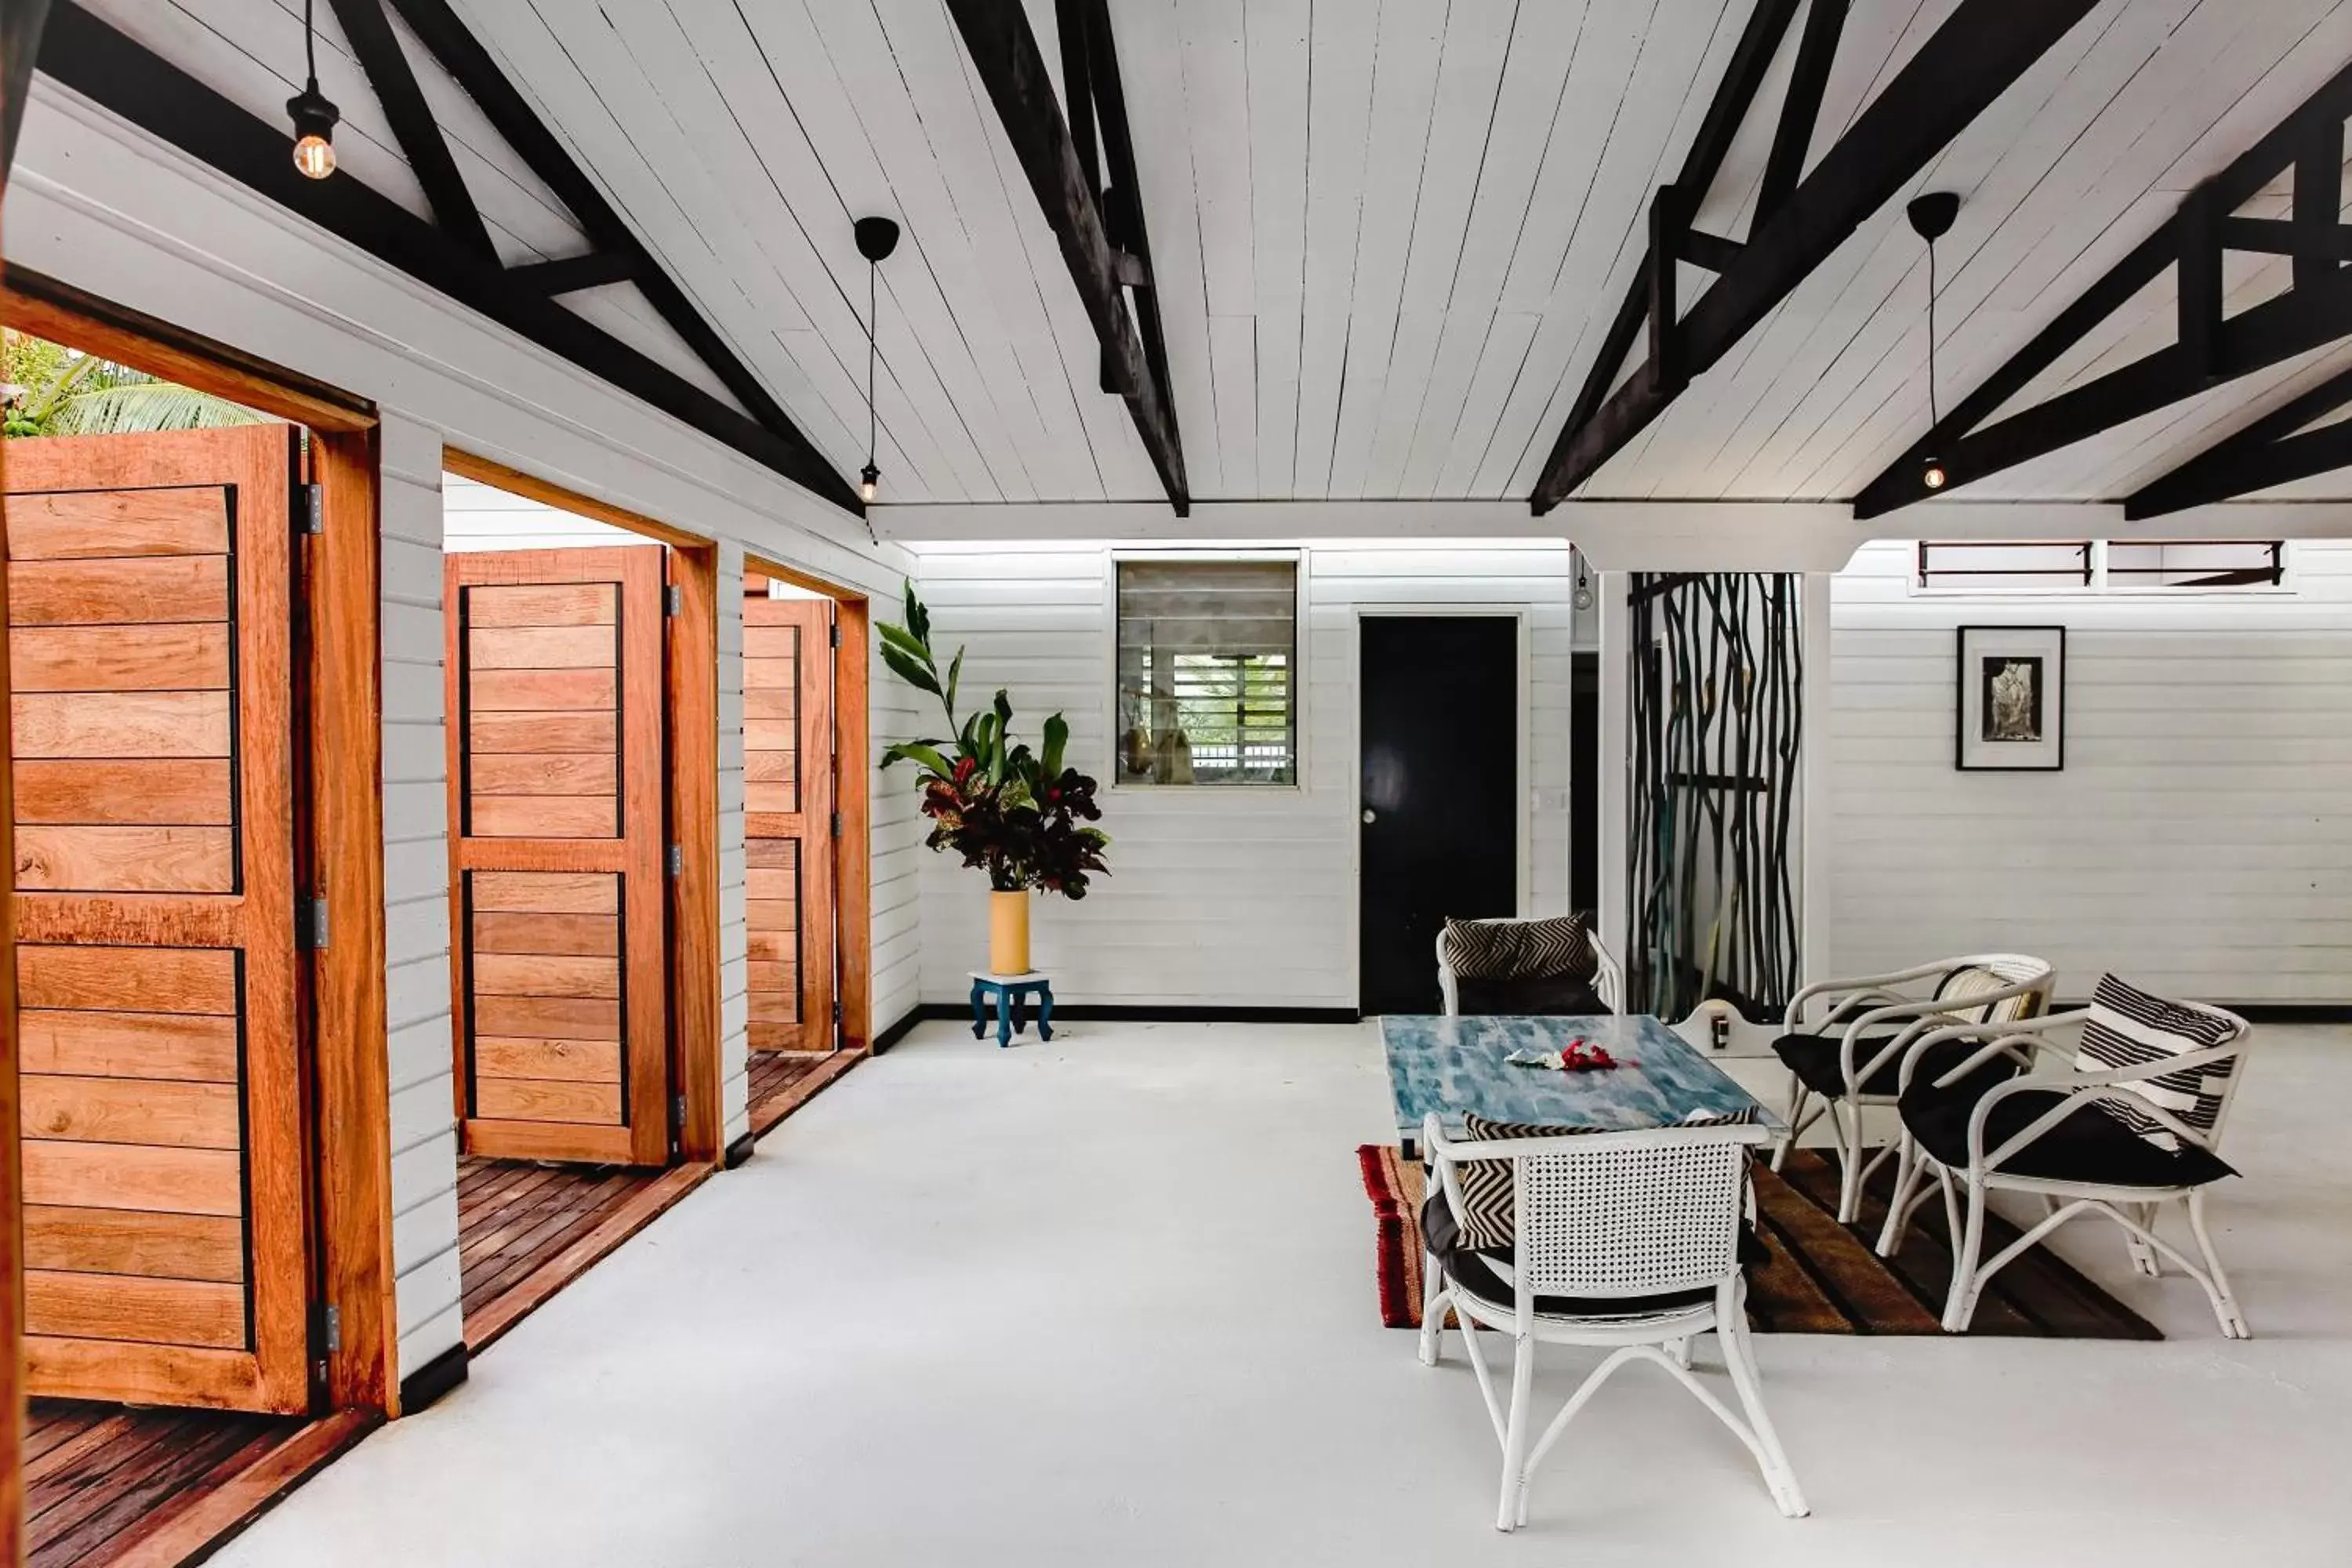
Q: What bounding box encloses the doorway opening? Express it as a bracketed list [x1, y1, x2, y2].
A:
[437, 455, 717, 1352]
[3, 282, 391, 1568]
[1358, 614, 1525, 1015]
[742, 556, 871, 1142]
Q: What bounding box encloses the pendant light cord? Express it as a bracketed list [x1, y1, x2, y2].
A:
[1926, 237, 1940, 429]
[866, 260, 877, 473]
[304, 0, 320, 89]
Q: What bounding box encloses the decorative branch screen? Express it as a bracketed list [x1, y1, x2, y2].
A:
[1627, 573, 1802, 1019]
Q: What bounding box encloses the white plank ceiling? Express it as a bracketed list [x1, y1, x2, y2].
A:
[51, 0, 2352, 509]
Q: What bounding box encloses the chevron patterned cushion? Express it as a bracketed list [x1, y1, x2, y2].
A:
[1442, 915, 1595, 982]
[2074, 974, 2239, 1151]
[1450, 1107, 1755, 1252]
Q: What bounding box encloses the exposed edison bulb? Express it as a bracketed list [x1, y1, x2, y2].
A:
[288, 84, 339, 180]
[1922, 456, 1947, 490]
[859, 462, 880, 505]
[293, 132, 336, 180]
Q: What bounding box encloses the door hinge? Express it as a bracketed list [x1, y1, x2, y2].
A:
[310, 1302, 341, 1357]
[299, 482, 325, 535]
[667, 843, 684, 877]
[298, 895, 328, 949]
[672, 1094, 688, 1130]
[666, 584, 683, 617]
[830, 809, 840, 840]
[829, 621, 840, 648]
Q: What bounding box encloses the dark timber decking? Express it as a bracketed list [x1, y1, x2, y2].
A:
[747, 1049, 861, 1141]
[457, 1157, 695, 1350]
[24, 1401, 372, 1568]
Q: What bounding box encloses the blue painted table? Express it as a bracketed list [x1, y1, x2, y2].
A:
[1380, 1014, 1781, 1156]
[969, 971, 1054, 1047]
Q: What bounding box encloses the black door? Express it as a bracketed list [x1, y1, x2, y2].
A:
[1359, 616, 1518, 1014]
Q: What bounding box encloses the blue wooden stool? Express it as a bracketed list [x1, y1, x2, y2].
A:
[969, 971, 1054, 1047]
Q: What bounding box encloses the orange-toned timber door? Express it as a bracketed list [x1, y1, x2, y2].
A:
[447, 548, 670, 1166]
[742, 590, 835, 1053]
[7, 425, 312, 1414]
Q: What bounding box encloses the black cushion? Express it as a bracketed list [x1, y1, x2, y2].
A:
[1454, 973, 1610, 1017]
[1420, 1193, 1716, 1317]
[1899, 1080, 2238, 1188]
[1772, 1032, 2024, 1102]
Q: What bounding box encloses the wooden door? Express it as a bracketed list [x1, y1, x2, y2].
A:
[446, 548, 669, 1166]
[6, 424, 313, 1414]
[742, 589, 835, 1053]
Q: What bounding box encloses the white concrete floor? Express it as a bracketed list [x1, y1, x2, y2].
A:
[220, 1022, 2352, 1566]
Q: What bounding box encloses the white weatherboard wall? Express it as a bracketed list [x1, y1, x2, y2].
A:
[909, 543, 1590, 1007]
[8, 84, 927, 1383]
[1824, 542, 2352, 1004]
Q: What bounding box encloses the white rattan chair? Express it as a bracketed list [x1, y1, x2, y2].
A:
[1418, 1112, 1807, 1530]
[1436, 917, 1625, 1018]
[1879, 1002, 2254, 1338]
[1773, 954, 2055, 1223]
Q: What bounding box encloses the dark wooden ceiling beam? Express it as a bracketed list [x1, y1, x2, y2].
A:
[1533, 0, 2099, 514]
[36, 2, 858, 513]
[374, 0, 835, 500]
[1756, 0, 1848, 220]
[1, 0, 51, 198]
[2125, 362, 2352, 518]
[950, 0, 1187, 514]
[510, 251, 639, 296]
[1856, 56, 2352, 518]
[325, 0, 495, 259]
[1546, 0, 1803, 490]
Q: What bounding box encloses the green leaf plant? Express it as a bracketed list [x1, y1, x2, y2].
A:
[878, 581, 1109, 898]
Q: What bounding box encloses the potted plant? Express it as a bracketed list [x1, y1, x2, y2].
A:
[878, 583, 1109, 974]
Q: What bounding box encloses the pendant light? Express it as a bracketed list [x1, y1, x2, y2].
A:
[288, 0, 340, 180]
[853, 216, 901, 506]
[1907, 192, 1958, 492]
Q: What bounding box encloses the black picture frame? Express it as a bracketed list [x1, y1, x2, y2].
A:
[1955, 624, 2066, 771]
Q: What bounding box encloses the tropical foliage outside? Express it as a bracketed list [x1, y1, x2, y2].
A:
[3, 328, 271, 437]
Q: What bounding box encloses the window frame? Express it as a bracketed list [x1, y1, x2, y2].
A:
[1909, 538, 2295, 598]
[1104, 548, 1308, 793]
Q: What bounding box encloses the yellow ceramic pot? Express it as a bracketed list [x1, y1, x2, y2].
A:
[989, 889, 1032, 975]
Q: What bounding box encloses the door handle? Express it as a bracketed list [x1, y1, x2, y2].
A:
[1361, 808, 1377, 825]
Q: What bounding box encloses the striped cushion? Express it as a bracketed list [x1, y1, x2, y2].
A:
[1443, 916, 1594, 982]
[1934, 964, 2038, 1025]
[1449, 1108, 1755, 1251]
[2074, 975, 2239, 1151]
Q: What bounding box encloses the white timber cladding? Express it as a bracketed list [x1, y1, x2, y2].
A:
[908, 541, 1592, 1007]
[9, 84, 928, 1379]
[380, 419, 463, 1381]
[1824, 540, 2352, 1004]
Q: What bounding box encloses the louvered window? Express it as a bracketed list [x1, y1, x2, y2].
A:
[1116, 559, 1298, 786]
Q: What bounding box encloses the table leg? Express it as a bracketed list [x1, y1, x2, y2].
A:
[996, 989, 1014, 1048]
[1011, 988, 1029, 1038]
[969, 978, 988, 1040]
[1036, 984, 1054, 1041]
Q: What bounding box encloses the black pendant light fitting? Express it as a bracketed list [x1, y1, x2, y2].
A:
[853, 217, 901, 512]
[1907, 192, 1958, 492]
[289, 0, 340, 180]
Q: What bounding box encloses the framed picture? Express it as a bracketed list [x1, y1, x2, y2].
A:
[1955, 625, 2065, 771]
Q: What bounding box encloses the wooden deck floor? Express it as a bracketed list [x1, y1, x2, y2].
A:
[24, 1401, 373, 1568]
[457, 1156, 706, 1352]
[747, 1049, 860, 1141]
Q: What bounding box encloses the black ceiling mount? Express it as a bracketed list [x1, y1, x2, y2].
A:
[946, 0, 1189, 515]
[1854, 58, 2352, 520]
[854, 216, 900, 264]
[1907, 191, 1958, 243]
[34, 0, 860, 515]
[1528, 0, 2099, 514]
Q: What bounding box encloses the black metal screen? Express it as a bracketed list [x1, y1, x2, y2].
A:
[1627, 573, 1802, 1019]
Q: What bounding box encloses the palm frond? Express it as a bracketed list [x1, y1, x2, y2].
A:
[49, 382, 269, 436]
